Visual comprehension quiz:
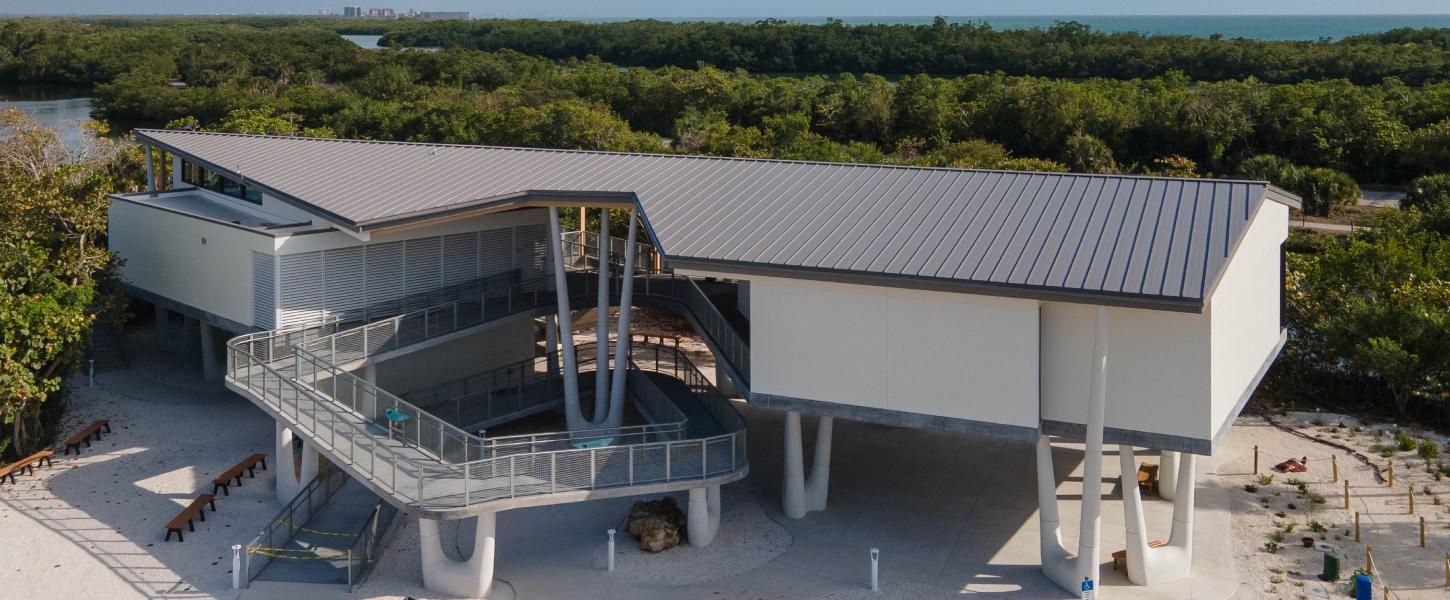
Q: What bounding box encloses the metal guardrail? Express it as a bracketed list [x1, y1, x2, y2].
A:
[227, 336, 745, 511]
[345, 500, 398, 591]
[561, 230, 663, 275]
[242, 463, 347, 588]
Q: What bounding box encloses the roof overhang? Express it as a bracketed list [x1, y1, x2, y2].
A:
[671, 257, 1206, 313]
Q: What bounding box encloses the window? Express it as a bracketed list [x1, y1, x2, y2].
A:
[180, 159, 263, 205]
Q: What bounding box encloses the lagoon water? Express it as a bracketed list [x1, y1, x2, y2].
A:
[588, 14, 1450, 41]
[0, 83, 95, 149]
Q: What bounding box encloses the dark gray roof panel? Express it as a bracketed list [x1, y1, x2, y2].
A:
[138, 129, 1295, 306]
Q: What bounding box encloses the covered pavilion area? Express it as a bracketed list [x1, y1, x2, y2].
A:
[242, 402, 1244, 600]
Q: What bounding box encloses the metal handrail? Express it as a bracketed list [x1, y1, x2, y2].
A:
[241, 463, 347, 588]
[227, 337, 745, 510]
[345, 500, 397, 591]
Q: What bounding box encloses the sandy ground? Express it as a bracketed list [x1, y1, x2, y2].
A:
[1224, 413, 1450, 599]
[8, 323, 1446, 599]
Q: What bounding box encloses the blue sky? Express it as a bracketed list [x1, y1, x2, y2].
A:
[6, 1, 1450, 17]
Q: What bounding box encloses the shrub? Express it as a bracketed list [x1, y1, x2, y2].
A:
[1244, 484, 1260, 493]
[1396, 430, 1418, 451]
[1420, 440, 1440, 460]
[1400, 174, 1450, 211]
[1270, 530, 1286, 543]
[1257, 474, 1276, 486]
[1295, 167, 1360, 216]
[1309, 520, 1327, 533]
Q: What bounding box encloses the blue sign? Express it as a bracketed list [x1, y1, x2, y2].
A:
[1081, 579, 1095, 592]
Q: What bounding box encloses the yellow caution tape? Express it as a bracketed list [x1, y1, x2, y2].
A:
[248, 547, 351, 560]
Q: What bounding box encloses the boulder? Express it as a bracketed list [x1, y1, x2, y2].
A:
[626, 496, 685, 552]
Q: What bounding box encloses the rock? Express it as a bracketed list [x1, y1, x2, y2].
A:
[626, 496, 685, 552]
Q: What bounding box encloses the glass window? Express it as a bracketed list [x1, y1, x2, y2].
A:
[178, 158, 262, 205]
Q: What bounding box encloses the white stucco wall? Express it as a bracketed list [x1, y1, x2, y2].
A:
[108, 199, 274, 327]
[749, 276, 1041, 430]
[1207, 200, 1289, 435]
[1038, 302, 1212, 441]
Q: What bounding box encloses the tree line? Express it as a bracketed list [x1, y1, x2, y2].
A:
[375, 17, 1450, 85]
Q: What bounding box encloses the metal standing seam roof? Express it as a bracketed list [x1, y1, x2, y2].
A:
[135, 129, 1300, 312]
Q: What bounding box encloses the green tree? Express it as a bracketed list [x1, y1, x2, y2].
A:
[0, 109, 135, 458]
[1062, 133, 1119, 174]
[1296, 167, 1360, 217]
[1402, 174, 1450, 212]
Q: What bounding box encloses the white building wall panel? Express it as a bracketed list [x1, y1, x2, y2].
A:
[109, 201, 274, 328]
[1039, 302, 1212, 441]
[750, 276, 1041, 430]
[1208, 200, 1289, 434]
[251, 251, 276, 329]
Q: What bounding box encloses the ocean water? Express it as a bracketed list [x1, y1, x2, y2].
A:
[587, 15, 1450, 41]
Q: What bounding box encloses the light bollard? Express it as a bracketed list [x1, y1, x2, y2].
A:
[607, 529, 616, 572]
[231, 544, 242, 589]
[88, 359, 95, 388]
[870, 548, 880, 592]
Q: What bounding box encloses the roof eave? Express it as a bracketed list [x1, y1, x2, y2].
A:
[668, 257, 1206, 314]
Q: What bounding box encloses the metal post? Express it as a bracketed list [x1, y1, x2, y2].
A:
[88, 360, 95, 388]
[665, 443, 671, 481]
[232, 544, 242, 589]
[870, 548, 880, 592]
[510, 455, 516, 497]
[607, 529, 616, 572]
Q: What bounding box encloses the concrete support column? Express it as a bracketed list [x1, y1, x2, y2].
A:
[605, 208, 639, 429]
[1036, 433, 1075, 587]
[1074, 306, 1110, 593]
[420, 514, 497, 598]
[687, 485, 722, 547]
[594, 209, 610, 423]
[1158, 450, 1179, 500]
[1119, 445, 1150, 585]
[171, 155, 183, 189]
[1163, 453, 1196, 577]
[805, 416, 832, 512]
[361, 362, 377, 386]
[199, 322, 221, 382]
[548, 208, 585, 431]
[782, 412, 832, 519]
[274, 422, 319, 504]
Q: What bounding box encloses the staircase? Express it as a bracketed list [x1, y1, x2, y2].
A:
[88, 321, 128, 372]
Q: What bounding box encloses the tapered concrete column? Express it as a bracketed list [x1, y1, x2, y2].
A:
[605, 208, 639, 429]
[1119, 445, 1150, 584]
[548, 208, 585, 431]
[171, 155, 183, 189]
[1158, 450, 1179, 500]
[805, 416, 832, 512]
[1162, 453, 1196, 578]
[274, 422, 319, 504]
[199, 322, 221, 382]
[420, 514, 497, 598]
[782, 412, 832, 519]
[688, 485, 721, 547]
[594, 209, 610, 423]
[1075, 306, 1110, 592]
[1036, 433, 1075, 587]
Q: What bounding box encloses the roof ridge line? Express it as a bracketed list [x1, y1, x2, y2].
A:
[136, 128, 1286, 188]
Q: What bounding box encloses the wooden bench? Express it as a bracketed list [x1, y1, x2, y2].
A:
[211, 453, 268, 496]
[1112, 540, 1166, 572]
[62, 419, 112, 455]
[1137, 463, 1159, 497]
[0, 450, 54, 484]
[164, 494, 217, 542]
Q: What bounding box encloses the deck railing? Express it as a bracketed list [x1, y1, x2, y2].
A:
[242, 462, 347, 588]
[227, 336, 745, 510]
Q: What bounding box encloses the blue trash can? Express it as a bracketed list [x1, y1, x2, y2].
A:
[1354, 574, 1372, 599]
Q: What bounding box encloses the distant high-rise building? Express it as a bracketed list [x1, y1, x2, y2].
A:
[342, 5, 363, 17]
[418, 11, 470, 20]
[368, 7, 395, 18]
